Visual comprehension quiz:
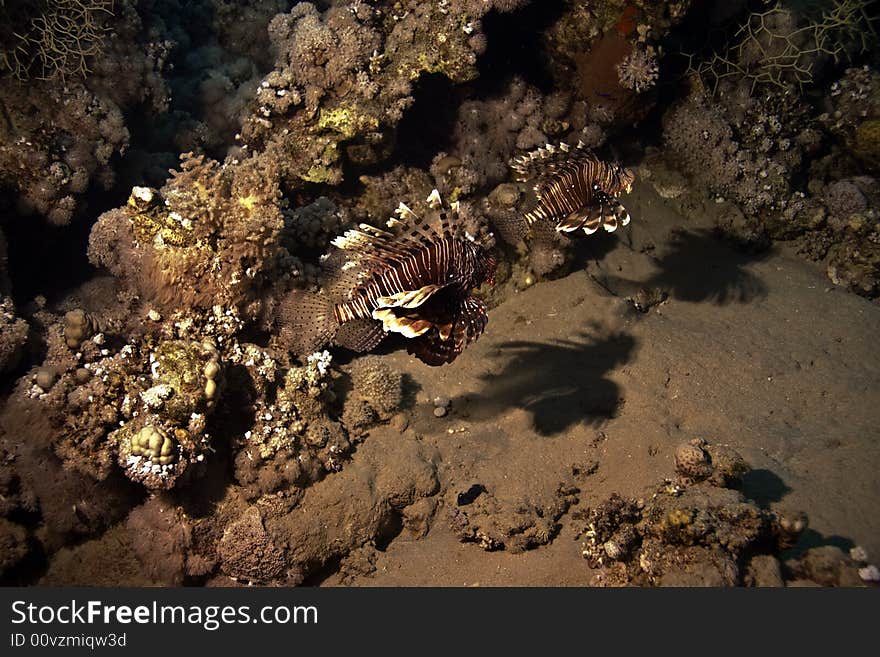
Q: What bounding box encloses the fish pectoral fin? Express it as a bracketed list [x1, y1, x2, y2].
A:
[458, 297, 488, 346]
[372, 308, 434, 337]
[556, 208, 588, 233]
[572, 207, 603, 235]
[614, 199, 631, 227]
[333, 317, 387, 352]
[376, 283, 445, 309]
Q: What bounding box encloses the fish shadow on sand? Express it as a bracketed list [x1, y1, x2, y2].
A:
[740, 468, 791, 508]
[464, 329, 637, 436]
[599, 229, 771, 306]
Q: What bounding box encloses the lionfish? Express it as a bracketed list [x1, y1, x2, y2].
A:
[511, 141, 635, 235]
[279, 190, 496, 366]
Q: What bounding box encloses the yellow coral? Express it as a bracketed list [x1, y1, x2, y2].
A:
[318, 105, 378, 139]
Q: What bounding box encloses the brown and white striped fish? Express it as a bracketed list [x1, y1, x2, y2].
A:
[278, 190, 496, 366]
[511, 141, 635, 236]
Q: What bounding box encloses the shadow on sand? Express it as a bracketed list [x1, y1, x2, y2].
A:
[599, 229, 771, 305]
[740, 468, 792, 508]
[462, 328, 637, 435]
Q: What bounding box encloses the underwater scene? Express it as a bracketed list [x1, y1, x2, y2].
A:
[0, 0, 878, 587]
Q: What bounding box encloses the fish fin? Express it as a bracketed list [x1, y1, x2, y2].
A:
[406, 338, 453, 366]
[602, 209, 619, 232]
[333, 318, 387, 353]
[614, 199, 631, 227]
[556, 212, 584, 233]
[406, 296, 488, 366]
[581, 208, 603, 234]
[376, 283, 445, 309]
[372, 308, 434, 337]
[330, 222, 434, 272]
[511, 142, 599, 183]
[276, 289, 338, 355]
[458, 296, 489, 347]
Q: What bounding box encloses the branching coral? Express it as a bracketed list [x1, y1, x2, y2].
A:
[0, 0, 114, 81]
[691, 0, 876, 92]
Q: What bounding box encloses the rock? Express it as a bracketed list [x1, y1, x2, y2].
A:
[745, 555, 784, 587]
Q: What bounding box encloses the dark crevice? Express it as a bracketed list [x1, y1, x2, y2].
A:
[475, 1, 568, 95]
[380, 73, 461, 171]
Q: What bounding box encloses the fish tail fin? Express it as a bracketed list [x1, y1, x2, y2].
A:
[277, 290, 339, 355]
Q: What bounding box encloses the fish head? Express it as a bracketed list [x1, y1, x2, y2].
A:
[478, 252, 498, 287]
[618, 165, 635, 194]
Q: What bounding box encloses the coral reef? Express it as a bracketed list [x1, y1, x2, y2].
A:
[660, 65, 880, 295]
[111, 339, 222, 490]
[233, 350, 352, 499]
[575, 439, 869, 587]
[0, 296, 28, 374]
[662, 86, 815, 217]
[89, 152, 286, 317]
[1, 0, 877, 591]
[0, 1, 172, 226]
[239, 0, 533, 189]
[443, 77, 573, 194]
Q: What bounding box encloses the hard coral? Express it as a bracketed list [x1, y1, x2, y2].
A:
[233, 351, 350, 498]
[218, 506, 286, 583]
[89, 152, 285, 318]
[349, 355, 405, 417]
[240, 0, 528, 189]
[110, 339, 221, 490]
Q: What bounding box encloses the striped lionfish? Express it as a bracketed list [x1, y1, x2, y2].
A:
[279, 190, 496, 366]
[511, 141, 635, 235]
